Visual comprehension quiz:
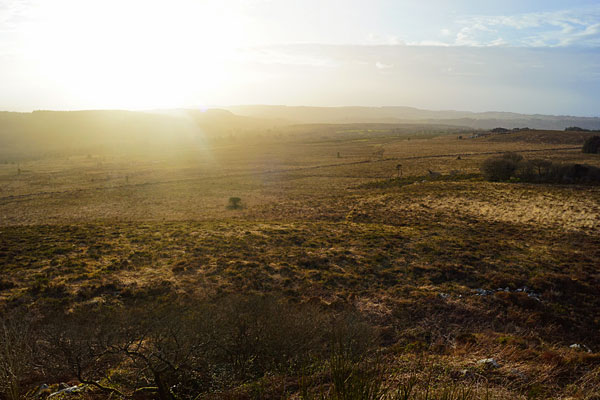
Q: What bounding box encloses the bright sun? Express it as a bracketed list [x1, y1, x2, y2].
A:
[24, 0, 249, 109]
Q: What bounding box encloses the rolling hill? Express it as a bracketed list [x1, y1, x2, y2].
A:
[225, 105, 600, 130]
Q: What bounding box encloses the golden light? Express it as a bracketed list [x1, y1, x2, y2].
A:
[23, 0, 250, 109]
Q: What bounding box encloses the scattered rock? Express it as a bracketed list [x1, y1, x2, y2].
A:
[510, 368, 526, 379]
[477, 358, 500, 368]
[34, 384, 51, 397]
[48, 384, 83, 398]
[473, 286, 541, 300]
[451, 368, 474, 379]
[570, 343, 592, 353]
[460, 369, 472, 377]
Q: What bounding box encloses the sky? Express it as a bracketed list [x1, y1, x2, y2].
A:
[0, 0, 599, 115]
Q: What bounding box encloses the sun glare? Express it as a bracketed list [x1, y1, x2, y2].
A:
[23, 0, 248, 109]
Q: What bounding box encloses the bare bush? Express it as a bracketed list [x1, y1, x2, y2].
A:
[0, 313, 35, 400]
[3, 295, 376, 399]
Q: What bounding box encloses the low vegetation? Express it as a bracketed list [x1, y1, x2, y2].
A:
[227, 196, 243, 210]
[0, 295, 378, 399]
[582, 135, 600, 154]
[0, 128, 599, 399]
[481, 152, 600, 184]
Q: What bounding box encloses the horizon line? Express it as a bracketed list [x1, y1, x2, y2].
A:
[0, 105, 598, 119]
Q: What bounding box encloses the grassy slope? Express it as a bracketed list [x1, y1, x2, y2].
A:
[0, 130, 599, 398]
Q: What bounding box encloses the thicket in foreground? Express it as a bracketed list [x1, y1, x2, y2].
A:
[0, 294, 520, 400]
[0, 295, 375, 400]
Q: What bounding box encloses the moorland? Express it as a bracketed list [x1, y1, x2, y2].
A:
[0, 110, 599, 399]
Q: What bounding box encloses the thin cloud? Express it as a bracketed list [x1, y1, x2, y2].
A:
[455, 6, 600, 47]
[375, 61, 393, 69]
[365, 33, 406, 46]
[0, 0, 34, 31]
[237, 47, 338, 67]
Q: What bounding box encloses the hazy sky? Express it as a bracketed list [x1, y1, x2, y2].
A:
[1, 0, 599, 115]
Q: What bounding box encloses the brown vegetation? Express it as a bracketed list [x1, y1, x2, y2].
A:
[0, 127, 599, 399]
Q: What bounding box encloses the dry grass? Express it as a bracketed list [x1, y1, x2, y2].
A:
[1, 129, 599, 398]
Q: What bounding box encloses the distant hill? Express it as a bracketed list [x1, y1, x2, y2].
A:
[225, 105, 600, 130]
[2, 107, 598, 159]
[483, 129, 598, 145]
[278, 122, 470, 140]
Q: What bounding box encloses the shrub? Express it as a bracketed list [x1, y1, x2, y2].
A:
[327, 352, 386, 400]
[481, 153, 600, 184]
[582, 135, 600, 154]
[551, 163, 600, 183]
[0, 313, 35, 400]
[480, 157, 519, 181]
[527, 159, 553, 179]
[501, 151, 524, 163]
[227, 196, 243, 209]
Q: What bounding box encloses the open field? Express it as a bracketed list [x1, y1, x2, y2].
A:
[1, 128, 600, 399]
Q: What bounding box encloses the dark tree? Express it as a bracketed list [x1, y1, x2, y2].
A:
[481, 157, 519, 181]
[227, 197, 242, 209]
[582, 135, 600, 154]
[528, 159, 552, 179]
